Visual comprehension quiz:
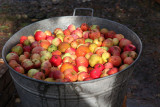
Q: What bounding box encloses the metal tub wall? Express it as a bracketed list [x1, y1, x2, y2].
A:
[2, 16, 142, 107]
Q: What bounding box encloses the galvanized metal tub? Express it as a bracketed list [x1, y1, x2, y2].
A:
[2, 9, 142, 107]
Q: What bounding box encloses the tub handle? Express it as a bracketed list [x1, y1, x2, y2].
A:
[73, 8, 94, 17]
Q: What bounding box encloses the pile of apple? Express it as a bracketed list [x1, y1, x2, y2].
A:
[6, 23, 137, 82]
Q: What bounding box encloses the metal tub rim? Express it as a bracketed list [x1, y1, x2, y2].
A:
[2, 15, 142, 85]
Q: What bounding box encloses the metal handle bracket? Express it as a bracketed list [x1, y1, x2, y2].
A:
[73, 8, 94, 17]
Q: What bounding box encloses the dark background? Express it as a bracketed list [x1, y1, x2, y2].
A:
[0, 0, 160, 106]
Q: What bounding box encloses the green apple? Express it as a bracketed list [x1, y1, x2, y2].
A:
[89, 43, 97, 53]
[28, 69, 39, 78]
[78, 66, 88, 74]
[85, 38, 93, 43]
[40, 51, 52, 62]
[56, 30, 64, 35]
[11, 45, 23, 55]
[113, 38, 119, 46]
[48, 44, 57, 52]
[100, 28, 108, 34]
[62, 53, 72, 59]
[89, 54, 103, 67]
[102, 52, 111, 62]
[56, 34, 64, 42]
[44, 78, 55, 82]
[90, 25, 99, 30]
[40, 51, 52, 58]
[101, 46, 109, 51]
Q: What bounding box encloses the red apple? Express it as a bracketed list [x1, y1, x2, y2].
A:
[50, 55, 62, 67]
[88, 29, 101, 40]
[34, 30, 47, 41]
[104, 30, 116, 39]
[121, 51, 137, 60]
[102, 38, 113, 48]
[24, 52, 30, 58]
[67, 24, 76, 33]
[40, 40, 51, 49]
[84, 77, 94, 81]
[31, 41, 41, 48]
[107, 67, 118, 75]
[41, 60, 52, 76]
[71, 34, 79, 40]
[77, 72, 90, 81]
[21, 59, 34, 71]
[23, 46, 32, 53]
[62, 56, 72, 63]
[65, 48, 76, 55]
[113, 34, 124, 41]
[20, 36, 28, 44]
[76, 27, 83, 33]
[108, 46, 121, 56]
[76, 56, 89, 67]
[108, 56, 122, 67]
[123, 44, 136, 51]
[63, 69, 78, 82]
[121, 51, 130, 60]
[119, 38, 132, 49]
[82, 31, 90, 39]
[76, 38, 85, 45]
[52, 50, 62, 56]
[104, 62, 114, 69]
[32, 46, 44, 54]
[63, 35, 74, 43]
[46, 36, 55, 43]
[71, 40, 78, 49]
[9, 60, 19, 69]
[14, 65, 25, 74]
[95, 48, 107, 56]
[16, 43, 23, 48]
[80, 23, 89, 31]
[19, 55, 27, 63]
[94, 64, 105, 72]
[49, 69, 64, 80]
[33, 72, 45, 80]
[63, 29, 71, 36]
[90, 69, 102, 79]
[123, 57, 134, 65]
[71, 30, 82, 38]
